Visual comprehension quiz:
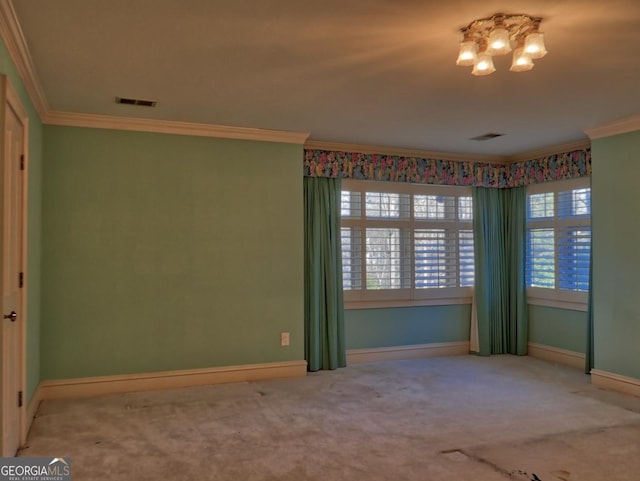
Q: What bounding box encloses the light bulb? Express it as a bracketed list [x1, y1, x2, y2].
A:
[472, 53, 495, 76]
[524, 32, 547, 59]
[486, 26, 512, 55]
[510, 47, 534, 72]
[456, 41, 478, 66]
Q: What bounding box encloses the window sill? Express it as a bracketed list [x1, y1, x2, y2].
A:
[527, 296, 587, 312]
[345, 297, 472, 310]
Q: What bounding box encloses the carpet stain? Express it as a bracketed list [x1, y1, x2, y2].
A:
[509, 470, 543, 480]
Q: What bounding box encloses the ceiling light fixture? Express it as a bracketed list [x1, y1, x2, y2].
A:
[456, 13, 547, 76]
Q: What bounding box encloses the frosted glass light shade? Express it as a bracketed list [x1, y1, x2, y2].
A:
[472, 53, 495, 76]
[510, 47, 534, 72]
[458, 13, 547, 75]
[456, 41, 478, 66]
[524, 32, 547, 58]
[486, 26, 512, 55]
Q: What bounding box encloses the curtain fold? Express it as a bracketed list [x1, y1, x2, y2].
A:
[304, 177, 346, 371]
[472, 186, 528, 356]
[585, 246, 594, 374]
[469, 291, 480, 353]
[507, 187, 528, 355]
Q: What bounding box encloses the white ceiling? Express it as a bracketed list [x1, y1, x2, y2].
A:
[9, 0, 640, 157]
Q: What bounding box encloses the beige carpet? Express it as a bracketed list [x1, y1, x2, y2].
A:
[20, 355, 640, 480]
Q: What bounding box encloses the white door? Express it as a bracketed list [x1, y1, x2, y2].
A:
[1, 77, 27, 457]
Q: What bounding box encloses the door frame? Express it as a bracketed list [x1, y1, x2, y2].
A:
[0, 74, 29, 455]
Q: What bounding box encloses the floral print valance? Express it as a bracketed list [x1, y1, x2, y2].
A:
[508, 150, 591, 187]
[303, 148, 590, 188]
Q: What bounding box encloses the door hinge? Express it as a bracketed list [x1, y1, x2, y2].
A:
[20, 154, 24, 170]
[19, 272, 23, 288]
[18, 391, 23, 408]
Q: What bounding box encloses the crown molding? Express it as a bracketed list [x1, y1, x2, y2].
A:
[0, 0, 308, 144]
[304, 139, 506, 164]
[508, 138, 591, 163]
[584, 115, 640, 140]
[45, 111, 310, 144]
[0, 0, 48, 119]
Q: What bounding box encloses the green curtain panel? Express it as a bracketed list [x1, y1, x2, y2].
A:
[304, 177, 346, 371]
[472, 186, 528, 356]
[585, 176, 594, 374]
[585, 246, 594, 374]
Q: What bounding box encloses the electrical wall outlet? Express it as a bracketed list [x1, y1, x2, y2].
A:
[280, 332, 290, 346]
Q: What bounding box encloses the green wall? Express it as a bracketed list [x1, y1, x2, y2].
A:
[345, 305, 471, 349]
[42, 126, 303, 379]
[591, 130, 640, 379]
[528, 305, 587, 353]
[347, 304, 589, 354]
[0, 39, 43, 402]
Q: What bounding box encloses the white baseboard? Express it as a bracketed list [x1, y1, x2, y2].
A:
[591, 369, 640, 397]
[40, 360, 308, 400]
[347, 341, 469, 364]
[527, 343, 585, 370]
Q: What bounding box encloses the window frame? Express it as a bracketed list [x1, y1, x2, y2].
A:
[526, 177, 591, 312]
[341, 180, 473, 309]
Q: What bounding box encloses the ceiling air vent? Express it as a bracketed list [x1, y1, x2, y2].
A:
[470, 132, 503, 141]
[115, 96, 157, 107]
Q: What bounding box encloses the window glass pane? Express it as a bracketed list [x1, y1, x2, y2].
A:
[341, 191, 361, 219]
[414, 229, 456, 288]
[341, 227, 361, 290]
[365, 192, 409, 219]
[459, 230, 475, 287]
[365, 228, 408, 289]
[414, 195, 455, 220]
[458, 196, 473, 221]
[558, 188, 591, 219]
[558, 228, 590, 291]
[528, 193, 554, 219]
[572, 189, 590, 216]
[527, 229, 555, 288]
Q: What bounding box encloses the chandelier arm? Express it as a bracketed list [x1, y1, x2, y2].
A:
[461, 13, 541, 36]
